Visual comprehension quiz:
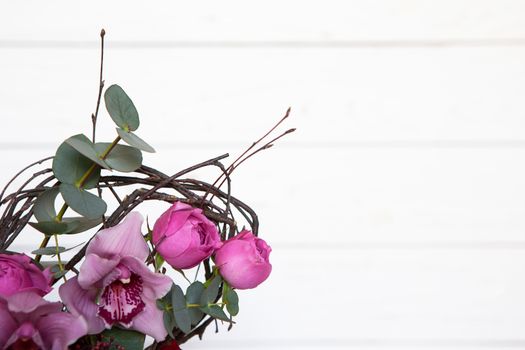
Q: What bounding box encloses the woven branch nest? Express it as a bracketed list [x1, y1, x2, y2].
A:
[0, 152, 257, 345]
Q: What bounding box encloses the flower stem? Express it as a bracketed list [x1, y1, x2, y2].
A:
[34, 136, 121, 263]
[54, 233, 67, 283]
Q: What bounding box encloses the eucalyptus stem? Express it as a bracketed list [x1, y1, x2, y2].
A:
[54, 233, 67, 282]
[35, 136, 121, 262]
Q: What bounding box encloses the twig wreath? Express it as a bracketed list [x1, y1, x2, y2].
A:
[0, 29, 294, 350]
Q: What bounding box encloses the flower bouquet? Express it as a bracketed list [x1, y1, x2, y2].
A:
[0, 30, 294, 350]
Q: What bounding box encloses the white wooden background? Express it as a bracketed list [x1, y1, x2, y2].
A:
[2, 1, 525, 349]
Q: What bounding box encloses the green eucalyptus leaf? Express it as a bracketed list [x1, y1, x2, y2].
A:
[171, 284, 186, 311]
[163, 311, 176, 339]
[200, 304, 231, 322]
[31, 246, 66, 255]
[61, 217, 102, 234]
[117, 128, 155, 153]
[53, 270, 67, 279]
[94, 143, 142, 172]
[59, 184, 107, 219]
[65, 134, 109, 169]
[187, 282, 205, 325]
[104, 84, 140, 132]
[100, 327, 145, 350]
[200, 275, 222, 306]
[52, 142, 100, 189]
[29, 221, 80, 235]
[224, 288, 239, 316]
[33, 188, 59, 222]
[171, 284, 191, 334]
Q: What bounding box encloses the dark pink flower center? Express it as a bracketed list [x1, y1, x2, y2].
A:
[98, 274, 145, 327]
[197, 224, 207, 244]
[8, 339, 40, 350]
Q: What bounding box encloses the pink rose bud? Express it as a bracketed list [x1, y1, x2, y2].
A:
[0, 253, 52, 297]
[214, 230, 272, 290]
[152, 202, 222, 269]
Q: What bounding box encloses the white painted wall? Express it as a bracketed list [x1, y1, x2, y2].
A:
[1, 1, 525, 348]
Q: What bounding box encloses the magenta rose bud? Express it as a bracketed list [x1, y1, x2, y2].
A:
[214, 230, 272, 290]
[152, 202, 222, 269]
[0, 253, 52, 297]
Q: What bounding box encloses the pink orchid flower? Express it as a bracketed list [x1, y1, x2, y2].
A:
[0, 291, 87, 350]
[59, 212, 172, 342]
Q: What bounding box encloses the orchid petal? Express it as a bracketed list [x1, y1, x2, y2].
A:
[78, 254, 120, 290]
[0, 300, 18, 346]
[120, 257, 172, 300]
[131, 297, 168, 342]
[38, 311, 87, 350]
[59, 277, 105, 334]
[7, 291, 60, 316]
[86, 212, 148, 260]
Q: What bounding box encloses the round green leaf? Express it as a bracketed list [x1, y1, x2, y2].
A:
[117, 128, 155, 153]
[104, 84, 140, 131]
[225, 289, 239, 316]
[33, 188, 59, 222]
[29, 221, 80, 235]
[171, 284, 191, 334]
[200, 304, 230, 322]
[163, 311, 176, 339]
[59, 183, 107, 219]
[100, 328, 145, 350]
[31, 246, 66, 255]
[186, 282, 205, 324]
[200, 275, 222, 306]
[94, 143, 142, 172]
[52, 142, 100, 189]
[65, 134, 109, 169]
[62, 217, 102, 234]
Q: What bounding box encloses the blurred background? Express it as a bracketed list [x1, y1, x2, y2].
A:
[2, 1, 525, 349]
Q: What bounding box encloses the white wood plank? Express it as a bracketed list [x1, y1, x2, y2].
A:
[2, 147, 525, 246]
[2, 1, 525, 42]
[2, 48, 525, 144]
[145, 249, 525, 345]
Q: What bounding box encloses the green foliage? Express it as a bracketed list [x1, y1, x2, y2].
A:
[52, 142, 100, 189]
[31, 246, 66, 255]
[100, 327, 145, 350]
[200, 275, 222, 306]
[30, 221, 79, 235]
[200, 304, 230, 322]
[33, 188, 59, 222]
[171, 284, 192, 334]
[117, 128, 155, 153]
[30, 217, 101, 235]
[104, 85, 140, 132]
[59, 183, 107, 219]
[65, 134, 109, 169]
[186, 282, 205, 324]
[223, 283, 240, 316]
[94, 143, 142, 172]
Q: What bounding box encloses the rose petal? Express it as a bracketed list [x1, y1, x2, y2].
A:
[86, 212, 148, 260]
[59, 277, 105, 334]
[153, 202, 194, 243]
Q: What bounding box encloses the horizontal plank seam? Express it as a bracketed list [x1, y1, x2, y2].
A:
[11, 241, 525, 251]
[176, 338, 525, 347]
[3, 38, 525, 49]
[4, 140, 525, 150]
